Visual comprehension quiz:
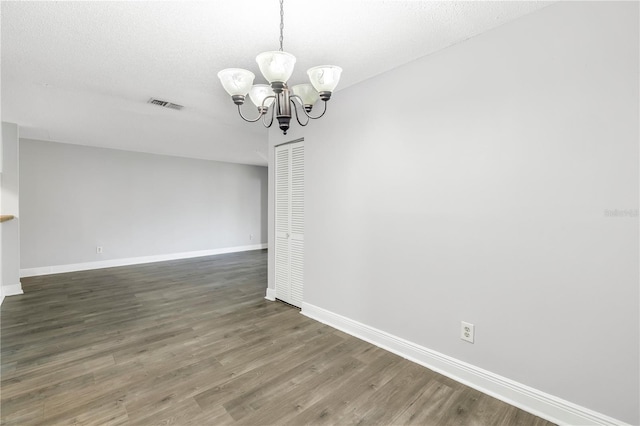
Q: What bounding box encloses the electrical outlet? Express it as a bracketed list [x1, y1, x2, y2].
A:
[96, 246, 103, 254]
[461, 321, 474, 343]
[249, 234, 254, 240]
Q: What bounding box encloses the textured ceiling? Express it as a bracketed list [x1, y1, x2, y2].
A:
[1, 1, 551, 166]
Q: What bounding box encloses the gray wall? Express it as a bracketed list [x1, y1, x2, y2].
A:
[20, 139, 267, 269]
[268, 2, 638, 424]
[1, 122, 21, 292]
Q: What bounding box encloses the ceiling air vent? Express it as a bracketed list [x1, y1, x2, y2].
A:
[147, 98, 184, 111]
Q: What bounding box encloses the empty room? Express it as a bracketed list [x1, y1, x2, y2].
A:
[1, 1, 638, 425]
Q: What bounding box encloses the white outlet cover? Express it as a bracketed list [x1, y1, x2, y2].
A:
[461, 321, 475, 343]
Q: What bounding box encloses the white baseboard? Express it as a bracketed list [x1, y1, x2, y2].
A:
[265, 287, 276, 301]
[3, 283, 24, 296]
[301, 302, 627, 426]
[1, 283, 24, 305]
[20, 244, 268, 278]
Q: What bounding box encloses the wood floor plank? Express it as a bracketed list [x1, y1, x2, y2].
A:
[235, 354, 366, 425]
[42, 388, 129, 425]
[0, 404, 44, 426]
[219, 337, 361, 420]
[339, 362, 437, 424]
[128, 397, 205, 426]
[223, 338, 371, 421]
[283, 350, 408, 425]
[390, 379, 458, 425]
[1, 249, 555, 425]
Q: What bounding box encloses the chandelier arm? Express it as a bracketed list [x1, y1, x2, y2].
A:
[237, 105, 265, 123]
[262, 104, 275, 128]
[290, 95, 328, 120]
[262, 95, 276, 109]
[291, 98, 310, 127]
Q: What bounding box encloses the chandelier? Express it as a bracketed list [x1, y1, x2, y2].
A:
[217, 0, 342, 135]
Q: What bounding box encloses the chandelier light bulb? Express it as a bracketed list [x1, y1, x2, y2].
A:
[292, 84, 320, 109]
[217, 68, 255, 97]
[256, 51, 297, 85]
[307, 65, 343, 94]
[249, 84, 276, 109]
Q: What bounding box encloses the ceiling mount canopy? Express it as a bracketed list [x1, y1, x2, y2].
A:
[217, 0, 342, 135]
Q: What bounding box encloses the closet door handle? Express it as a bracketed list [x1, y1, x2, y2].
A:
[286, 233, 290, 238]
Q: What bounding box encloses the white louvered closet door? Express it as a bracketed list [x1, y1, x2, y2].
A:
[275, 141, 304, 308]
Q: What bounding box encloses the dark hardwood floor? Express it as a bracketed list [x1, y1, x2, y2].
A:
[1, 250, 554, 425]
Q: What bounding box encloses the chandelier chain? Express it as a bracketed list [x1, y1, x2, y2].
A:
[279, 0, 284, 51]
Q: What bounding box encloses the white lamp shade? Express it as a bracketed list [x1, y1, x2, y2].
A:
[307, 65, 342, 93]
[256, 51, 296, 83]
[292, 84, 319, 106]
[217, 68, 255, 96]
[249, 84, 275, 108]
